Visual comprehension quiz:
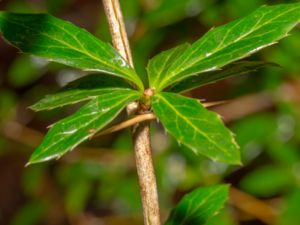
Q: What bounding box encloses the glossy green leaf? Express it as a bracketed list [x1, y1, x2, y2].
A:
[168, 61, 277, 93]
[147, 43, 190, 88]
[31, 74, 133, 111]
[150, 3, 300, 92]
[152, 92, 240, 164]
[0, 12, 144, 90]
[28, 90, 141, 165]
[165, 185, 229, 225]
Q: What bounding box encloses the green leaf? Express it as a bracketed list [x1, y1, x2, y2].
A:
[205, 211, 237, 225]
[168, 61, 277, 93]
[11, 201, 46, 225]
[165, 185, 229, 225]
[278, 190, 300, 225]
[147, 43, 190, 88]
[31, 74, 133, 111]
[8, 55, 42, 87]
[239, 166, 294, 197]
[0, 12, 144, 90]
[144, 0, 197, 27]
[150, 3, 300, 92]
[152, 92, 240, 164]
[65, 179, 92, 215]
[28, 90, 141, 165]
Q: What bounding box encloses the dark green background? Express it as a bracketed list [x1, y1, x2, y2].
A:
[0, 0, 300, 225]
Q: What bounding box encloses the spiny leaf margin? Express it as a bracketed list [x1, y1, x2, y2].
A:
[28, 90, 141, 165]
[31, 74, 133, 111]
[152, 92, 241, 164]
[150, 3, 300, 92]
[168, 61, 278, 93]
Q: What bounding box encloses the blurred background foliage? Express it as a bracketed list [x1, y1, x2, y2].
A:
[0, 0, 300, 225]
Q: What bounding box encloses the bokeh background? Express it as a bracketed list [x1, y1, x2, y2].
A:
[1, 0, 300, 225]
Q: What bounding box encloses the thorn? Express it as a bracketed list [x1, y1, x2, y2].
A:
[203, 100, 228, 108]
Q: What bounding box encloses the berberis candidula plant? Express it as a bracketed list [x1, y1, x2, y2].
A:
[1, 3, 300, 224]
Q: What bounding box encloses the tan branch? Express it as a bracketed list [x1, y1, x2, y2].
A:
[212, 91, 273, 123]
[229, 187, 278, 225]
[93, 100, 226, 137]
[94, 113, 156, 137]
[102, 0, 133, 66]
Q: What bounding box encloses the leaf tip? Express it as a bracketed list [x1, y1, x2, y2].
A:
[25, 161, 32, 167]
[29, 102, 51, 112]
[215, 156, 242, 166]
[218, 184, 231, 197]
[25, 156, 45, 167]
[28, 104, 38, 111]
[228, 150, 243, 166]
[219, 147, 242, 165]
[26, 156, 40, 167]
[233, 159, 243, 166]
[27, 152, 57, 166]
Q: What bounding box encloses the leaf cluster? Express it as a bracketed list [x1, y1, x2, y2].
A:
[1, 3, 300, 224]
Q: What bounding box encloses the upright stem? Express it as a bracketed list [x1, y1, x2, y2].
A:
[133, 120, 161, 225]
[102, 0, 133, 66]
[101, 1, 161, 224]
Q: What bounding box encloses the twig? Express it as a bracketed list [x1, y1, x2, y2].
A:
[102, 0, 133, 66]
[212, 91, 273, 123]
[93, 100, 226, 137]
[102, 1, 161, 224]
[229, 187, 278, 225]
[94, 113, 156, 137]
